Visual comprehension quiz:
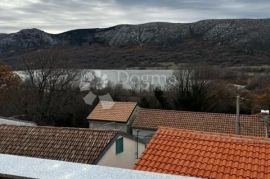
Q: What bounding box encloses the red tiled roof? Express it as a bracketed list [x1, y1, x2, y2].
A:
[87, 101, 137, 122]
[0, 125, 117, 164]
[132, 108, 267, 137]
[134, 127, 270, 179]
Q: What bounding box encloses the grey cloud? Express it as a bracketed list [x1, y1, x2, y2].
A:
[0, 0, 269, 33]
[115, 0, 270, 18]
[114, 0, 220, 10]
[114, 0, 270, 9]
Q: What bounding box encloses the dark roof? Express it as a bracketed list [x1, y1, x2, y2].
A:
[132, 108, 267, 137]
[0, 125, 118, 164]
[87, 101, 137, 123]
[134, 127, 270, 178]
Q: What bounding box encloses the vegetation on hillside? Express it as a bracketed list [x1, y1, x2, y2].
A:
[1, 50, 270, 127]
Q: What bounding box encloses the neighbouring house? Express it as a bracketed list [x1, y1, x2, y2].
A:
[134, 126, 270, 178]
[132, 108, 269, 141]
[0, 116, 36, 126]
[87, 101, 139, 134]
[0, 125, 145, 169]
[0, 154, 192, 179]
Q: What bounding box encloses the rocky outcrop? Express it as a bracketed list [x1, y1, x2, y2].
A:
[94, 22, 191, 47]
[93, 19, 270, 49]
[1, 19, 270, 58]
[194, 19, 270, 49]
[0, 28, 56, 52]
[0, 19, 270, 67]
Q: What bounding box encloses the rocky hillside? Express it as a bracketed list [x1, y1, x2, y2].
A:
[1, 19, 270, 68]
[0, 29, 56, 53]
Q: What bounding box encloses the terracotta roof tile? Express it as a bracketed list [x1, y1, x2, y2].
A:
[132, 108, 267, 137]
[0, 125, 117, 164]
[88, 101, 137, 122]
[134, 127, 270, 179]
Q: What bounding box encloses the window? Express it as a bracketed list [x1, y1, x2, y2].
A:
[115, 137, 124, 154]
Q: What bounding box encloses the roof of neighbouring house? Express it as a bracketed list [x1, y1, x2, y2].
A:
[134, 127, 270, 179]
[87, 101, 137, 123]
[132, 108, 267, 137]
[0, 116, 36, 126]
[0, 125, 119, 164]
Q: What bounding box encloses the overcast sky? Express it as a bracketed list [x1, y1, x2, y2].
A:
[1, 0, 270, 33]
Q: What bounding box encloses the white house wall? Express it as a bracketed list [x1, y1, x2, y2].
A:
[97, 136, 145, 169]
[89, 121, 128, 133]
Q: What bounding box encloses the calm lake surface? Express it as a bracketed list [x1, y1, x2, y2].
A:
[15, 69, 176, 90]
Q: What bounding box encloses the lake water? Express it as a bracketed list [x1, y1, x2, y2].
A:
[15, 69, 176, 91]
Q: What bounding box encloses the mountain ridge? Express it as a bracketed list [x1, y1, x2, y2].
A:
[1, 19, 270, 68]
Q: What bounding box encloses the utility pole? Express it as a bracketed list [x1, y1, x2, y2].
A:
[236, 95, 240, 134]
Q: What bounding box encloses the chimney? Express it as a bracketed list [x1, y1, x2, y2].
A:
[261, 110, 270, 137]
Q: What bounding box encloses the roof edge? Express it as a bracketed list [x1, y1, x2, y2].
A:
[88, 118, 129, 123]
[139, 108, 261, 118]
[0, 124, 119, 133]
[158, 126, 270, 142]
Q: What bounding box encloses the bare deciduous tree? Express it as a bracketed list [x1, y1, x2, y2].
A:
[170, 65, 212, 111]
[20, 50, 88, 126]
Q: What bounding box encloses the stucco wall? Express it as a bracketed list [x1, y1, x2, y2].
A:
[89, 121, 128, 133]
[97, 136, 145, 169]
[132, 129, 155, 143]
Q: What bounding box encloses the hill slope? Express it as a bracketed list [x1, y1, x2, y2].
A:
[1, 19, 270, 68]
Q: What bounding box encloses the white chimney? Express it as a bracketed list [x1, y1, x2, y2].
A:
[261, 110, 270, 115]
[261, 110, 270, 137]
[261, 110, 269, 121]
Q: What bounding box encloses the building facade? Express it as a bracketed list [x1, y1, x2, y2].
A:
[88, 101, 139, 134]
[0, 125, 145, 169]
